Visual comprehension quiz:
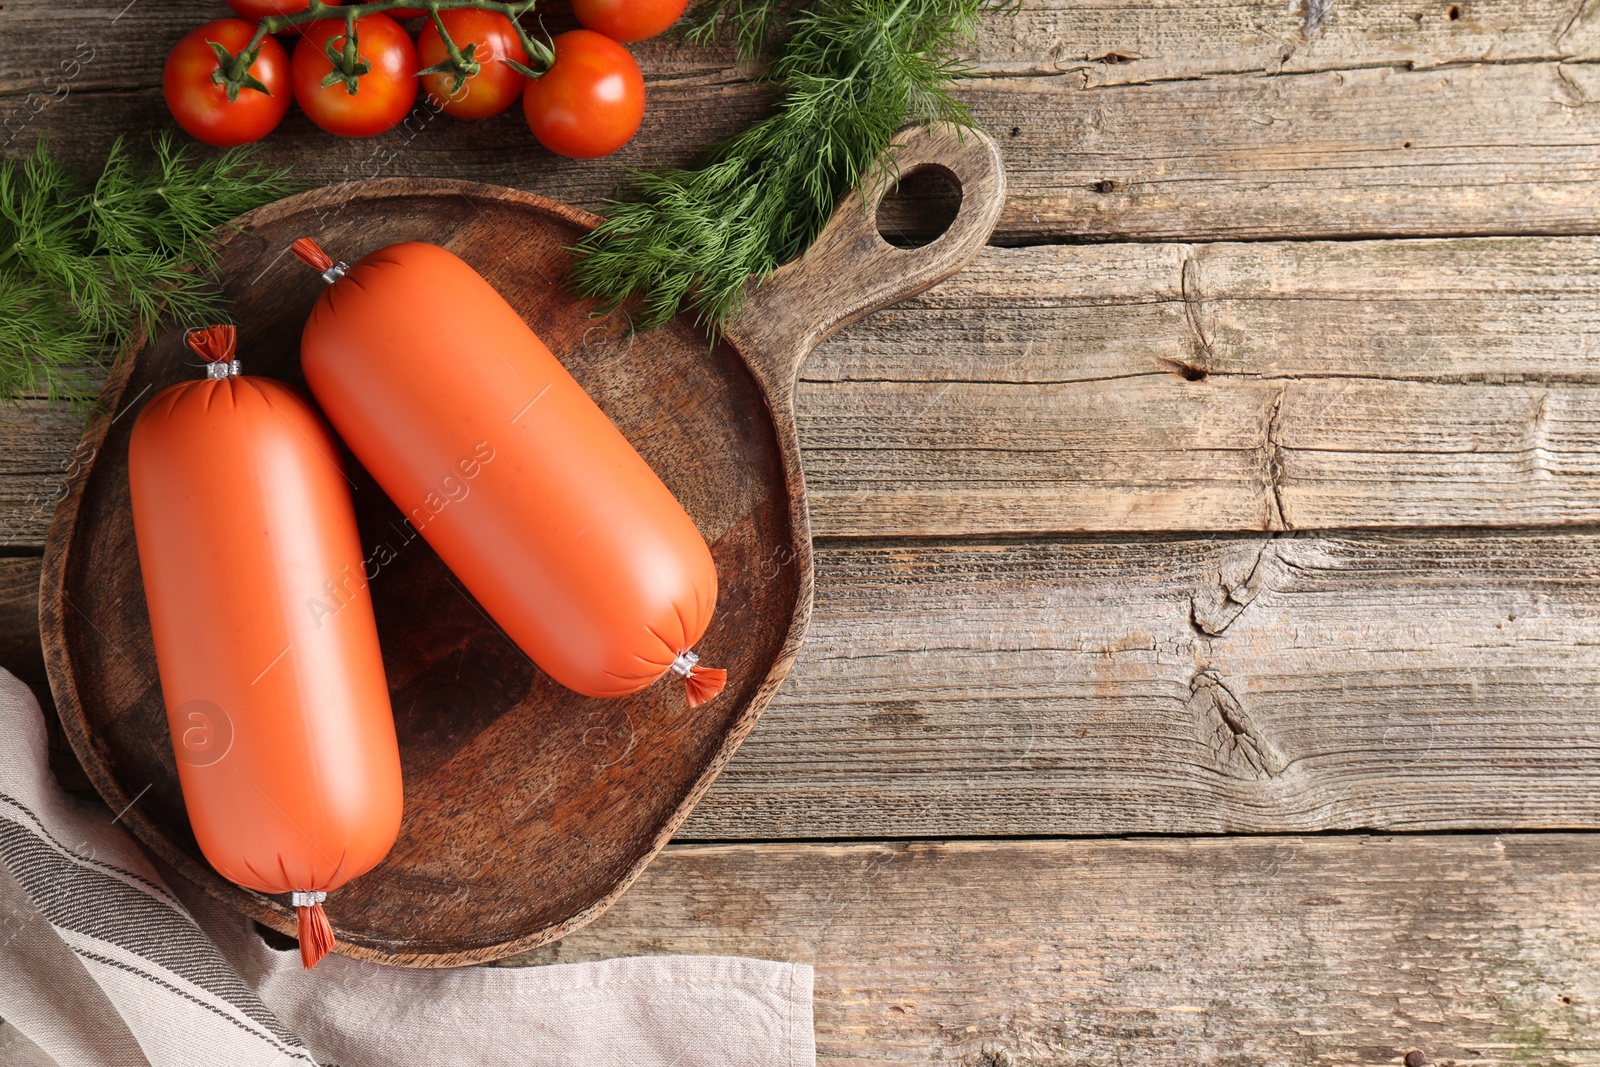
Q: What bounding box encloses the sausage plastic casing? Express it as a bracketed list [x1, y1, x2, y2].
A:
[298, 241, 721, 701]
[129, 373, 402, 898]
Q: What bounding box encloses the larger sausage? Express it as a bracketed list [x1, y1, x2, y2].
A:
[290, 238, 725, 706]
[128, 325, 402, 968]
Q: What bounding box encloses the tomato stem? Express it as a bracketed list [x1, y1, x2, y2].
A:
[217, 0, 552, 98]
[318, 7, 374, 95]
[416, 4, 481, 94]
[501, 2, 555, 75]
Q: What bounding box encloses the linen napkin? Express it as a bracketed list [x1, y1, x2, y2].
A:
[0, 668, 815, 1067]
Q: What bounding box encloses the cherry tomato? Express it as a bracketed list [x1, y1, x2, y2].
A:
[571, 0, 687, 43]
[523, 30, 644, 159]
[227, 0, 339, 21]
[164, 19, 291, 147]
[418, 9, 528, 119]
[292, 14, 418, 137]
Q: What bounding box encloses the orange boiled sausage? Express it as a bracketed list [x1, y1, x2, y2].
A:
[291, 239, 725, 706]
[128, 326, 402, 969]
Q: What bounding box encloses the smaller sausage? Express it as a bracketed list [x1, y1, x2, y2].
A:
[129, 326, 403, 968]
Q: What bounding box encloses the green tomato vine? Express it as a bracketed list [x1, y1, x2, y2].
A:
[214, 1, 553, 101]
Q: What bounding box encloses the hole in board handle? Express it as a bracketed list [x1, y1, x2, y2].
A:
[875, 164, 964, 249]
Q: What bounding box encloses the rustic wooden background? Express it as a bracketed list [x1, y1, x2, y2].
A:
[5, 0, 1600, 1061]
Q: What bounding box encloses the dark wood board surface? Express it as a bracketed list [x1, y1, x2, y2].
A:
[39, 182, 802, 966]
[35, 129, 1005, 965]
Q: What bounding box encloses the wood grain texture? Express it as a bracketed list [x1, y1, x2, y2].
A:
[977, 0, 1600, 79]
[11, 235, 1600, 540]
[0, 0, 735, 97]
[37, 182, 809, 967]
[510, 833, 1600, 1066]
[1, 0, 1595, 1050]
[977, 59, 1600, 243]
[0, 402, 95, 550]
[678, 531, 1600, 838]
[37, 132, 1004, 965]
[17, 526, 1600, 840]
[9, 0, 1594, 96]
[5, 3, 1600, 244]
[797, 235, 1600, 534]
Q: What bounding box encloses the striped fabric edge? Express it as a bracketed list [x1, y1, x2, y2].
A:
[0, 794, 318, 1066]
[0, 789, 180, 908]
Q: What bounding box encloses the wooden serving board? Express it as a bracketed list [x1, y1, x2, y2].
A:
[39, 124, 1005, 966]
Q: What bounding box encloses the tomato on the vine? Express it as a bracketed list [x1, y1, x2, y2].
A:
[417, 9, 528, 119]
[227, 0, 339, 21]
[523, 30, 644, 159]
[292, 14, 418, 137]
[571, 0, 687, 43]
[164, 19, 291, 147]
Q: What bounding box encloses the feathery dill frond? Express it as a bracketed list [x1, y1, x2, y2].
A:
[0, 136, 295, 410]
[0, 276, 102, 405]
[685, 0, 807, 62]
[572, 0, 997, 333]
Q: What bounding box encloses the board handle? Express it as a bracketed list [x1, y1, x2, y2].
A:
[724, 122, 1006, 397]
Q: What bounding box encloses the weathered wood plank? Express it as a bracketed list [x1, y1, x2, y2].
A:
[0, 405, 94, 551]
[800, 375, 1600, 534]
[978, 0, 1600, 79]
[978, 60, 1600, 243]
[807, 234, 1600, 534]
[798, 235, 1600, 534]
[681, 531, 1600, 837]
[5, 11, 1600, 243]
[17, 529, 1597, 1055]
[10, 235, 1600, 540]
[0, 0, 728, 100]
[6, 0, 1594, 97]
[512, 834, 1600, 1066]
[11, 530, 1600, 837]
[809, 235, 1600, 384]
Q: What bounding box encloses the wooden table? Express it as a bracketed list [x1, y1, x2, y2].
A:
[4, 0, 1600, 1062]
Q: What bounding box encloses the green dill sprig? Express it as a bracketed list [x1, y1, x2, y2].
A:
[571, 0, 993, 332]
[0, 134, 296, 409]
[684, 0, 806, 64]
